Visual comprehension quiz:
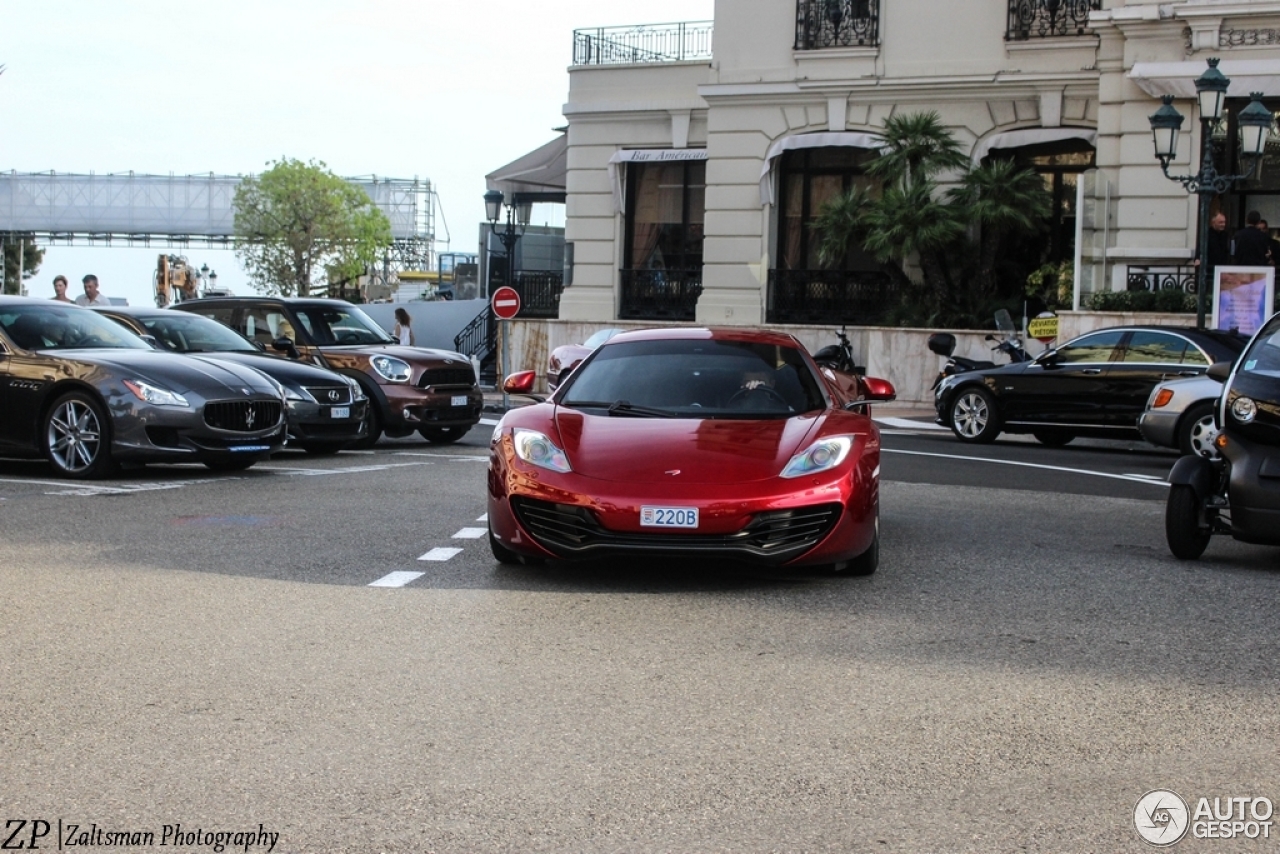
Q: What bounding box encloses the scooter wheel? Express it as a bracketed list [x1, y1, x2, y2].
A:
[1166, 485, 1211, 560]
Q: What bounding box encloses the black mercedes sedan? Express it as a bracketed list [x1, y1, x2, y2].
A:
[96, 306, 369, 454]
[0, 297, 286, 478]
[934, 324, 1248, 445]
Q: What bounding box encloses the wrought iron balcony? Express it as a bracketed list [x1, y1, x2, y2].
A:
[795, 0, 880, 50]
[1006, 0, 1101, 40]
[513, 271, 564, 319]
[573, 21, 713, 66]
[767, 269, 898, 325]
[619, 268, 702, 321]
[1126, 265, 1197, 294]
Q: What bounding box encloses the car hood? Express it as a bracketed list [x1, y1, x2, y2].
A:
[327, 343, 469, 364]
[549, 406, 829, 484]
[62, 349, 280, 396]
[186, 351, 349, 385]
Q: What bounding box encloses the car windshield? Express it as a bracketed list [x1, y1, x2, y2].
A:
[0, 304, 152, 351]
[294, 304, 395, 346]
[559, 338, 827, 418]
[136, 313, 258, 353]
[1236, 315, 1280, 380]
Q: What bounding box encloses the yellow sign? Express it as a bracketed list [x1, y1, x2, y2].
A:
[1028, 315, 1058, 341]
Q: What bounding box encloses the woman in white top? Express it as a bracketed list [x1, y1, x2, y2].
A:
[393, 308, 415, 346]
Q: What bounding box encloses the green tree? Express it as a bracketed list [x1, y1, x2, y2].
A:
[233, 158, 392, 297]
[2, 237, 44, 296]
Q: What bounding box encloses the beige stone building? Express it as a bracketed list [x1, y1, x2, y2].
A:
[489, 0, 1280, 398]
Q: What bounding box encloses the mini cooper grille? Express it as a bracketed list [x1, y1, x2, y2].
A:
[418, 367, 476, 388]
[204, 400, 282, 432]
[303, 385, 353, 405]
[510, 498, 841, 563]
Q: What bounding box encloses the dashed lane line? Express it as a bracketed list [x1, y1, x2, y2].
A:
[877, 417, 945, 431]
[419, 547, 464, 561]
[883, 447, 1170, 487]
[369, 571, 426, 588]
[452, 527, 486, 539]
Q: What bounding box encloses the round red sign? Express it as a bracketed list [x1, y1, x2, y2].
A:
[491, 286, 521, 320]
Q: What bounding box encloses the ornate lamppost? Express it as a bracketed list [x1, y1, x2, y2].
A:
[483, 189, 531, 295]
[1148, 58, 1273, 329]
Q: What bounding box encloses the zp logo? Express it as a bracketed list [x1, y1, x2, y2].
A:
[1135, 790, 1191, 846]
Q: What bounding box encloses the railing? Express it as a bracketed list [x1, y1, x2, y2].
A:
[454, 306, 495, 363]
[1126, 265, 1197, 294]
[513, 271, 564, 319]
[619, 269, 703, 321]
[795, 0, 880, 49]
[1006, 0, 1100, 40]
[573, 21, 713, 66]
[767, 269, 898, 325]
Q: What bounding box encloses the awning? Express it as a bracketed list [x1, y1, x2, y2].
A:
[971, 127, 1097, 163]
[1129, 60, 1280, 99]
[485, 134, 567, 201]
[607, 148, 709, 212]
[758, 132, 886, 205]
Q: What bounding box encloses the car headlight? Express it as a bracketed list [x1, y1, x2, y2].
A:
[340, 374, 365, 399]
[1231, 396, 1257, 424]
[512, 428, 572, 473]
[781, 435, 853, 478]
[370, 355, 411, 383]
[123, 379, 189, 408]
[282, 384, 306, 401]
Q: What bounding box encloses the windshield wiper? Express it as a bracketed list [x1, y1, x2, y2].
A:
[563, 399, 675, 418]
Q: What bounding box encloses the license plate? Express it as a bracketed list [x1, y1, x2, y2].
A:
[640, 506, 699, 528]
[331, 406, 350, 419]
[451, 395, 468, 407]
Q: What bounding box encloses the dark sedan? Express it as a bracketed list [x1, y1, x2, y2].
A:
[0, 298, 286, 478]
[934, 325, 1247, 445]
[96, 306, 369, 454]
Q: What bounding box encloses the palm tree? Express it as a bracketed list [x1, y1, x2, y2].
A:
[947, 158, 1053, 299]
[866, 111, 969, 190]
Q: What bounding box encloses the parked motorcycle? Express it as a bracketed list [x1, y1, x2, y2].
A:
[813, 328, 892, 411]
[1165, 314, 1280, 559]
[928, 309, 1033, 390]
[813, 327, 863, 375]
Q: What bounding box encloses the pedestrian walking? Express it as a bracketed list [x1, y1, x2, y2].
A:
[393, 308, 415, 346]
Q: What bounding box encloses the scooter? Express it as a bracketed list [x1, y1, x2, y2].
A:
[928, 309, 1033, 390]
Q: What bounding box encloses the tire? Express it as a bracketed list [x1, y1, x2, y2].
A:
[350, 405, 383, 450]
[44, 391, 117, 479]
[1032, 429, 1075, 447]
[844, 520, 879, 576]
[949, 387, 1001, 443]
[1166, 485, 1211, 560]
[203, 457, 257, 472]
[1179, 402, 1220, 459]
[419, 425, 468, 444]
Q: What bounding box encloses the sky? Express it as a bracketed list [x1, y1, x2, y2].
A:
[0, 0, 715, 307]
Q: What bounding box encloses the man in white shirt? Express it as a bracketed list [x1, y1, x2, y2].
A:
[74, 274, 110, 306]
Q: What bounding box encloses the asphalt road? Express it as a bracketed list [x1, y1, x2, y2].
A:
[2, 419, 1278, 852]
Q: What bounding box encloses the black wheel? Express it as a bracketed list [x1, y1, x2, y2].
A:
[1166, 485, 1211, 560]
[1032, 429, 1075, 447]
[844, 521, 879, 576]
[1179, 402, 1219, 459]
[44, 391, 116, 479]
[203, 457, 257, 472]
[419, 425, 467, 444]
[350, 405, 383, 450]
[949, 387, 1000, 443]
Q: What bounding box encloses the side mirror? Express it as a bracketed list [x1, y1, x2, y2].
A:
[138, 333, 161, 349]
[1206, 360, 1234, 382]
[858, 376, 897, 403]
[272, 337, 301, 360]
[1037, 349, 1060, 366]
[503, 370, 538, 395]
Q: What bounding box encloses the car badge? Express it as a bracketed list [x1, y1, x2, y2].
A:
[444, 358, 454, 364]
[328, 390, 340, 402]
[241, 388, 251, 396]
[665, 469, 681, 476]
[245, 405, 256, 429]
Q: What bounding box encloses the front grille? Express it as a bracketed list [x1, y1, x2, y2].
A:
[204, 400, 283, 432]
[511, 498, 841, 563]
[303, 385, 353, 405]
[418, 367, 476, 389]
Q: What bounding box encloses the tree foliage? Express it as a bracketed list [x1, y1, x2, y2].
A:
[2, 237, 44, 296]
[811, 111, 1054, 326]
[233, 158, 392, 297]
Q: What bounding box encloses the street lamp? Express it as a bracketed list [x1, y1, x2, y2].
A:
[1149, 58, 1273, 328]
[483, 189, 531, 295]
[208, 270, 218, 294]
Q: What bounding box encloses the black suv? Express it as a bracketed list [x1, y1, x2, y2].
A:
[175, 297, 482, 446]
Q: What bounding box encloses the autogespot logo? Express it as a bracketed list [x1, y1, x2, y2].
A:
[1135, 790, 1190, 846]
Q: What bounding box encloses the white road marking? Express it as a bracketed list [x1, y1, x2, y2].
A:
[392, 452, 489, 462]
[369, 571, 425, 587]
[476, 513, 488, 522]
[883, 448, 1169, 487]
[876, 417, 945, 431]
[257, 461, 437, 476]
[419, 547, 463, 561]
[480, 418, 501, 426]
[452, 527, 486, 539]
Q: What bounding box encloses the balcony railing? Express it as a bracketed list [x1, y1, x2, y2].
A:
[1127, 265, 1197, 294]
[795, 0, 880, 50]
[619, 268, 702, 321]
[1006, 0, 1100, 40]
[767, 269, 898, 325]
[573, 21, 713, 66]
[513, 271, 564, 319]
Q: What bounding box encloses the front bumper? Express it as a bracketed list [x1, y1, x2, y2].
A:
[382, 385, 484, 431]
[286, 398, 369, 444]
[1223, 432, 1280, 544]
[1137, 409, 1179, 449]
[109, 396, 287, 463]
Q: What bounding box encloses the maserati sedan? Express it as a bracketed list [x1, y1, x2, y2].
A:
[0, 297, 286, 478]
[487, 327, 896, 574]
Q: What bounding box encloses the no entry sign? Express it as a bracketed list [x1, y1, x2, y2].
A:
[491, 286, 521, 320]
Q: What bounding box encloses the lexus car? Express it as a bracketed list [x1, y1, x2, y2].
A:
[0, 297, 286, 478]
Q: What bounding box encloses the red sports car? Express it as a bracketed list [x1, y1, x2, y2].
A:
[488, 327, 895, 574]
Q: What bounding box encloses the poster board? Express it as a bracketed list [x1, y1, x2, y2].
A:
[1212, 266, 1275, 336]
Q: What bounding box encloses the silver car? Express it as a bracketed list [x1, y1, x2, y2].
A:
[1138, 374, 1222, 458]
